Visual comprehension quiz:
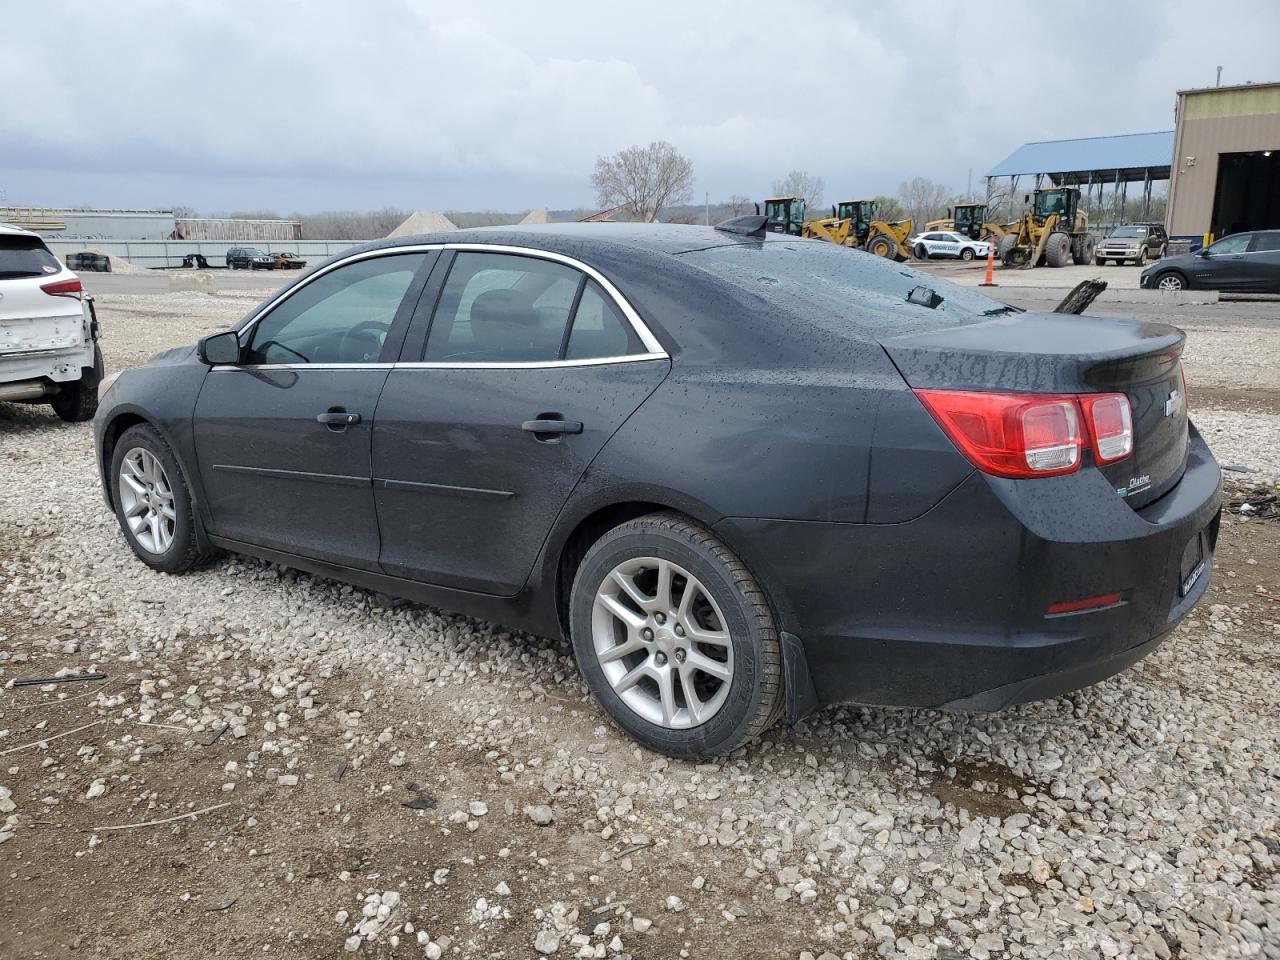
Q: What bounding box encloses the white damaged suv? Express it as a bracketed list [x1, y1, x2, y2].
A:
[0, 223, 103, 421]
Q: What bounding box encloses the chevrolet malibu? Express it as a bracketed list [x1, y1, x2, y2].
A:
[94, 221, 1222, 758]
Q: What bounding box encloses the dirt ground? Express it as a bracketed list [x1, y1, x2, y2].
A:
[1, 290, 1277, 960]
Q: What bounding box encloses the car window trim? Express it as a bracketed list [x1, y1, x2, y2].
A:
[219, 242, 668, 372]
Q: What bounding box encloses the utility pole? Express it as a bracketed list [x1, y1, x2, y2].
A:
[1216, 65, 1222, 87]
[705, 192, 709, 226]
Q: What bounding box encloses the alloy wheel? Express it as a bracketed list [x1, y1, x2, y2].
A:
[118, 447, 177, 554]
[591, 556, 734, 729]
[1157, 274, 1184, 292]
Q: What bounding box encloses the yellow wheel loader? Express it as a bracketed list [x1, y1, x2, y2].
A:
[996, 188, 1097, 269]
[760, 196, 809, 235]
[923, 203, 1014, 243]
[828, 200, 913, 260]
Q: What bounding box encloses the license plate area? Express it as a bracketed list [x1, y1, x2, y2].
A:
[1179, 530, 1206, 597]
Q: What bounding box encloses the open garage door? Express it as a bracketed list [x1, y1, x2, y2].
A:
[1211, 150, 1280, 238]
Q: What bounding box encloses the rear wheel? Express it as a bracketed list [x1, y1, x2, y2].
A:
[110, 423, 218, 574]
[867, 235, 895, 259]
[914, 243, 929, 260]
[570, 512, 783, 759]
[997, 234, 1019, 266]
[50, 345, 103, 422]
[1072, 235, 1096, 265]
[1136, 247, 1148, 266]
[1044, 232, 1072, 267]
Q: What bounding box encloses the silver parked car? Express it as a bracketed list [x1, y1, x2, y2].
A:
[1095, 224, 1168, 266]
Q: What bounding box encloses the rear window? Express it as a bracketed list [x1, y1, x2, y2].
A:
[0, 235, 62, 280]
[676, 238, 1013, 336]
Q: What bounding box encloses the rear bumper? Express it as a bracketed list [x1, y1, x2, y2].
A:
[716, 425, 1222, 712]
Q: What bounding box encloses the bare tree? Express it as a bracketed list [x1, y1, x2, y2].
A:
[897, 177, 952, 230]
[591, 141, 694, 222]
[871, 195, 906, 222]
[772, 170, 825, 211]
[725, 194, 755, 217]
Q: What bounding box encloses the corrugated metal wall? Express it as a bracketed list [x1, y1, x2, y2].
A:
[1168, 86, 1280, 237]
[175, 218, 302, 241]
[45, 239, 358, 269]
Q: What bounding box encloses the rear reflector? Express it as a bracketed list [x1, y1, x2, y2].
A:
[913, 389, 1082, 479]
[1079, 393, 1133, 464]
[1046, 592, 1123, 615]
[40, 277, 83, 299]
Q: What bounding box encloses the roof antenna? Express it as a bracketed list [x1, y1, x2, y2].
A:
[714, 215, 769, 238]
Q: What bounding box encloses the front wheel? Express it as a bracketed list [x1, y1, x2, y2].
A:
[959, 247, 976, 261]
[570, 513, 783, 759]
[110, 423, 218, 574]
[1154, 271, 1186, 292]
[867, 235, 895, 259]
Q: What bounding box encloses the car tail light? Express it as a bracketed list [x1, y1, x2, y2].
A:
[1079, 393, 1133, 463]
[1179, 361, 1190, 410]
[913, 390, 1082, 478]
[41, 277, 83, 299]
[915, 388, 1137, 479]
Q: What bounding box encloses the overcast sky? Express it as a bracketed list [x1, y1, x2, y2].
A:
[3, 0, 1277, 215]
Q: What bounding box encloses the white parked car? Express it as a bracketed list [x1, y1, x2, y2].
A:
[909, 231, 991, 262]
[0, 223, 102, 421]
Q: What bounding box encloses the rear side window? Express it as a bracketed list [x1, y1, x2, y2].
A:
[424, 253, 645, 363]
[0, 236, 62, 280]
[1251, 233, 1280, 252]
[565, 281, 643, 360]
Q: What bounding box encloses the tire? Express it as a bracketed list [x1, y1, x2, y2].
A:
[50, 345, 103, 422]
[1136, 247, 1148, 267]
[1044, 232, 1072, 267]
[997, 234, 1021, 267]
[1153, 271, 1186, 293]
[569, 512, 783, 759]
[1072, 235, 1096, 266]
[867, 235, 895, 259]
[959, 247, 975, 261]
[1156, 244, 1167, 260]
[1094, 257, 1107, 266]
[914, 243, 929, 261]
[110, 423, 218, 574]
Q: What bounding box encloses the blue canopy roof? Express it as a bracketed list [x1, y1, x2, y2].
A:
[987, 131, 1174, 182]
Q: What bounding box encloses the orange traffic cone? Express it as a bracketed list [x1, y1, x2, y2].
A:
[979, 235, 997, 287]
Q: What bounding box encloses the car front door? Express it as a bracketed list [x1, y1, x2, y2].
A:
[1245, 232, 1280, 292]
[372, 248, 670, 595]
[1191, 233, 1251, 289]
[192, 249, 436, 570]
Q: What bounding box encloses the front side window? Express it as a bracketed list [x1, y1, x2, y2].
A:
[1208, 233, 1251, 255]
[423, 252, 645, 363]
[244, 253, 425, 364]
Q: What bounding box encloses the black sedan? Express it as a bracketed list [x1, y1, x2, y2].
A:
[94, 222, 1221, 758]
[225, 247, 275, 270]
[1141, 229, 1280, 293]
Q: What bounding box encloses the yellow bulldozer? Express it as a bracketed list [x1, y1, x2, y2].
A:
[923, 203, 1013, 243]
[996, 187, 1097, 268]
[760, 196, 912, 261]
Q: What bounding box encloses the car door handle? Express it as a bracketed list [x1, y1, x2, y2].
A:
[522, 418, 583, 435]
[316, 411, 361, 425]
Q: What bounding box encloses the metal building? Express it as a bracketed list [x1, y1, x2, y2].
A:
[1167, 81, 1280, 243]
[986, 132, 1174, 226]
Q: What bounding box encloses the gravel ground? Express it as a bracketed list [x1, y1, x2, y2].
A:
[0, 292, 1277, 960]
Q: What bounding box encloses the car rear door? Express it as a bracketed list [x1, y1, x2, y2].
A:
[1245, 232, 1280, 292]
[372, 248, 669, 595]
[192, 249, 436, 570]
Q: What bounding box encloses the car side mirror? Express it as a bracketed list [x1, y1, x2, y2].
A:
[1194, 248, 1209, 258]
[198, 330, 241, 365]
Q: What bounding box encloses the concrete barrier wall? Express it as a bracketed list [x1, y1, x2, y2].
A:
[46, 239, 361, 269]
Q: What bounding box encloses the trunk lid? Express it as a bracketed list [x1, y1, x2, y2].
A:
[882, 312, 1188, 509]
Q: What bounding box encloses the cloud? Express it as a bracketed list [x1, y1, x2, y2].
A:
[2, 0, 1277, 210]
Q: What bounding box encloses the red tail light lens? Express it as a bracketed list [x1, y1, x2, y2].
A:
[913, 390, 1082, 478]
[1079, 393, 1133, 463]
[1179, 361, 1189, 410]
[915, 388, 1137, 479]
[40, 278, 83, 299]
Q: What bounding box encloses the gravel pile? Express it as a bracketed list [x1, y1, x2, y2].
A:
[0, 294, 1276, 959]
